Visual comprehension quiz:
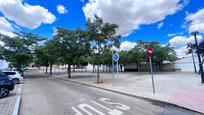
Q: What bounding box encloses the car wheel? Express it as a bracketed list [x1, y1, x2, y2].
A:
[0, 87, 10, 98]
[12, 78, 19, 84]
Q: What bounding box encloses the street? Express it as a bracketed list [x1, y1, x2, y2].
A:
[19, 70, 201, 115]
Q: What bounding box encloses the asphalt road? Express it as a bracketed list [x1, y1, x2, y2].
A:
[19, 70, 201, 115]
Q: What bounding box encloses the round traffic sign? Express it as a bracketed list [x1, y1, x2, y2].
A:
[147, 47, 154, 57]
[113, 52, 119, 62]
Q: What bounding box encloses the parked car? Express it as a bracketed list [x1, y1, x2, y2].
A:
[2, 71, 24, 84]
[0, 72, 14, 98]
[11, 68, 24, 77]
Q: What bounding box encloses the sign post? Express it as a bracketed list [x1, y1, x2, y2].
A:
[113, 52, 119, 79]
[147, 47, 155, 94]
[112, 50, 114, 81]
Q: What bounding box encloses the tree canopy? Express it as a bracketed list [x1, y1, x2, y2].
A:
[0, 32, 44, 70]
[0, 15, 177, 77]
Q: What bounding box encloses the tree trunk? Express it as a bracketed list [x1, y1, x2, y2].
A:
[109, 65, 111, 73]
[97, 62, 100, 83]
[159, 63, 162, 72]
[67, 65, 71, 78]
[102, 64, 104, 72]
[120, 65, 123, 72]
[192, 53, 197, 73]
[57, 65, 60, 75]
[45, 57, 48, 74]
[92, 64, 95, 73]
[45, 66, 48, 74]
[50, 62, 53, 75]
[137, 63, 140, 72]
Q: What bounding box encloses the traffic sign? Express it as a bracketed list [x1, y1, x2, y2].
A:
[113, 52, 119, 62]
[147, 47, 154, 57]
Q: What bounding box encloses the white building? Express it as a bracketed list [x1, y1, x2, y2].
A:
[174, 55, 199, 72]
[0, 60, 9, 70]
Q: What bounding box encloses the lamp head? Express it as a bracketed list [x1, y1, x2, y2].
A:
[191, 31, 199, 35]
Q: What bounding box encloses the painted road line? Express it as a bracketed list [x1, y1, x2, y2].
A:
[91, 101, 123, 115]
[99, 98, 130, 110]
[78, 103, 106, 115]
[71, 97, 131, 115]
[71, 106, 83, 115]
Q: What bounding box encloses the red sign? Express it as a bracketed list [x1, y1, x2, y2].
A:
[147, 47, 154, 57]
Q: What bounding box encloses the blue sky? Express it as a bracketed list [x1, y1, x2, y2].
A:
[0, 0, 204, 57]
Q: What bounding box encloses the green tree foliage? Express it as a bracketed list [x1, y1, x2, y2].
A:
[128, 40, 176, 71]
[35, 45, 49, 73]
[118, 50, 135, 72]
[0, 33, 44, 70]
[54, 28, 90, 78]
[86, 15, 121, 83]
[35, 38, 61, 75]
[99, 49, 112, 72]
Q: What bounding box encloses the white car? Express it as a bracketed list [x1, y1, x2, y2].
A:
[2, 71, 24, 84]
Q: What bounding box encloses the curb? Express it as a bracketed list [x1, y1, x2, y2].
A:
[57, 77, 203, 114]
[12, 84, 23, 115]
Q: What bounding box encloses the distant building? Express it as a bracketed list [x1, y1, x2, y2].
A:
[124, 62, 174, 72]
[173, 56, 199, 72]
[0, 60, 9, 70]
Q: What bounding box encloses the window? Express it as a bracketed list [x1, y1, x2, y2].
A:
[3, 72, 16, 75]
[0, 73, 7, 78]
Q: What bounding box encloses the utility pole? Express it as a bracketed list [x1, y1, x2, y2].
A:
[112, 48, 114, 81]
[191, 31, 204, 83]
[192, 53, 197, 73]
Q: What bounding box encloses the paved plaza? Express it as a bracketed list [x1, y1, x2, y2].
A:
[49, 69, 204, 113]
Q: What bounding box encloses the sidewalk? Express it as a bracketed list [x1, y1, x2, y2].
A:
[0, 84, 23, 115]
[52, 71, 204, 113]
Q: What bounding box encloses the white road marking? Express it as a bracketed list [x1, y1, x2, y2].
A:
[78, 103, 106, 115]
[91, 101, 123, 115]
[91, 101, 111, 111]
[71, 106, 83, 115]
[99, 98, 130, 111]
[71, 97, 130, 115]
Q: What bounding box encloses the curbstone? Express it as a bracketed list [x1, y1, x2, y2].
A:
[12, 84, 23, 115]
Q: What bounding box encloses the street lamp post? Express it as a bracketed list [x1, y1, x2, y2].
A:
[191, 31, 204, 83]
[192, 53, 197, 73]
[187, 43, 197, 73]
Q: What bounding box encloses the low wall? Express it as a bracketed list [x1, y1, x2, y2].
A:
[125, 63, 174, 72]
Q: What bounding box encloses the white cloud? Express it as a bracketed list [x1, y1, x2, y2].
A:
[169, 35, 203, 47]
[52, 27, 57, 36]
[83, 0, 185, 36]
[0, 0, 56, 29]
[186, 8, 204, 33]
[57, 5, 68, 14]
[169, 35, 203, 58]
[168, 32, 184, 37]
[157, 22, 164, 29]
[0, 17, 16, 37]
[120, 41, 136, 51]
[174, 46, 188, 58]
[168, 33, 176, 37]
